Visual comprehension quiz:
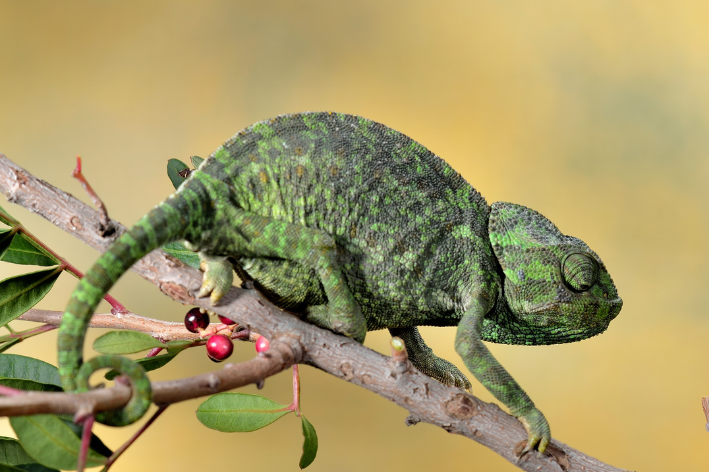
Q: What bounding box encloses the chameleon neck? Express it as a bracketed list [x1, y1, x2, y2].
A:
[57, 179, 208, 426]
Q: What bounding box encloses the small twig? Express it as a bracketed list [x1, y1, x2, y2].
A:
[101, 405, 168, 471]
[0, 323, 57, 341]
[291, 364, 301, 416]
[0, 385, 25, 397]
[146, 347, 164, 357]
[18, 309, 248, 343]
[72, 156, 110, 232]
[77, 415, 95, 472]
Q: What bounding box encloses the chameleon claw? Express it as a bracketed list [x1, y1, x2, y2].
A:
[198, 284, 213, 299]
[210, 289, 226, 305]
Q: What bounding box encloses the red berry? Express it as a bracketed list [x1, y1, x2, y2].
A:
[217, 315, 236, 325]
[206, 334, 234, 362]
[255, 336, 270, 354]
[184, 308, 210, 333]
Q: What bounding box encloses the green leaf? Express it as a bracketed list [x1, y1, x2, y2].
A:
[162, 241, 200, 269]
[15, 464, 59, 472]
[58, 419, 113, 458]
[0, 268, 61, 328]
[196, 393, 291, 432]
[299, 415, 318, 469]
[0, 437, 59, 472]
[167, 158, 190, 190]
[0, 230, 16, 261]
[0, 379, 61, 393]
[0, 204, 18, 226]
[0, 354, 61, 388]
[92, 330, 164, 354]
[190, 155, 204, 168]
[0, 463, 27, 472]
[104, 350, 180, 380]
[10, 415, 107, 470]
[0, 234, 58, 266]
[0, 436, 34, 465]
[165, 340, 192, 350]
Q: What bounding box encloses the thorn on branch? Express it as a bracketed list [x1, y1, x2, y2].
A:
[404, 414, 422, 426]
[389, 336, 409, 374]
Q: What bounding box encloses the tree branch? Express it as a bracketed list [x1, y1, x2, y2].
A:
[18, 309, 260, 343]
[0, 154, 629, 472]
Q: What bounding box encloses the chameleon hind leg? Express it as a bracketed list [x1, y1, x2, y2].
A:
[193, 208, 366, 342]
[236, 257, 326, 312]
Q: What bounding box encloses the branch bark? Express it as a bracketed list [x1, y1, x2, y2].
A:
[0, 154, 630, 472]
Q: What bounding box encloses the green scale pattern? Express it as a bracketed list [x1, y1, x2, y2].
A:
[58, 112, 622, 453]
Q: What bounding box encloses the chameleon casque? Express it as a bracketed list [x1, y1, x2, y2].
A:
[58, 112, 622, 453]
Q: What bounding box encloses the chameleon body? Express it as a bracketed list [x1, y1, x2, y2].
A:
[58, 112, 622, 451]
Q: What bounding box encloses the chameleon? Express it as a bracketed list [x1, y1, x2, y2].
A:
[57, 111, 622, 453]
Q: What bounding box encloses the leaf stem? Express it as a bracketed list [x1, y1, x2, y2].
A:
[101, 405, 168, 471]
[291, 364, 301, 416]
[0, 206, 19, 226]
[77, 414, 95, 472]
[0, 323, 57, 342]
[0, 385, 25, 397]
[10, 220, 128, 314]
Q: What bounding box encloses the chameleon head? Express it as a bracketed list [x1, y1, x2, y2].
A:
[488, 202, 622, 342]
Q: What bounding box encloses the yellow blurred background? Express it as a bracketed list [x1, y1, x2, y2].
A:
[1, 1, 707, 470]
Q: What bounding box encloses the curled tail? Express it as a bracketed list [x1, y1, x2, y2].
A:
[58, 186, 204, 426]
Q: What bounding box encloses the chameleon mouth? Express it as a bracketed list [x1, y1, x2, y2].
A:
[523, 295, 622, 327]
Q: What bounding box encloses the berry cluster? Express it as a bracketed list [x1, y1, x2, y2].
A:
[183, 308, 234, 362]
[183, 308, 269, 362]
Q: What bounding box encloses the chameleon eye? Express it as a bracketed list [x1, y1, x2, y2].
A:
[561, 253, 598, 292]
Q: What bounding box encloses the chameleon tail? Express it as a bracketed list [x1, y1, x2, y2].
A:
[58, 187, 203, 426]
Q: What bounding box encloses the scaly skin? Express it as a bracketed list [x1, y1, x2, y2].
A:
[58, 112, 622, 453]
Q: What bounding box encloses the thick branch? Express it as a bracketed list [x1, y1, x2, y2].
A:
[0, 154, 628, 472]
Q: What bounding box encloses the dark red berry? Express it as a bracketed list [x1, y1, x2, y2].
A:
[255, 336, 270, 354]
[206, 334, 234, 362]
[184, 308, 209, 333]
[217, 315, 236, 326]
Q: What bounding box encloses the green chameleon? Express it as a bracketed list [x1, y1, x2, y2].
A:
[58, 112, 622, 453]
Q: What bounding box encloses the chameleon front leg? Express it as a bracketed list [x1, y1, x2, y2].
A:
[455, 299, 550, 454]
[389, 326, 471, 390]
[193, 208, 366, 343]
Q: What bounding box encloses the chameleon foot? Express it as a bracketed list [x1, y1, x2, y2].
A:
[305, 304, 366, 343]
[389, 327, 472, 390]
[517, 407, 551, 455]
[419, 356, 471, 391]
[401, 346, 471, 390]
[198, 255, 233, 304]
